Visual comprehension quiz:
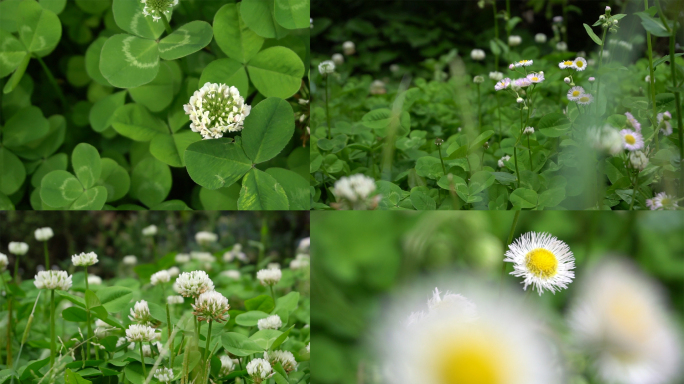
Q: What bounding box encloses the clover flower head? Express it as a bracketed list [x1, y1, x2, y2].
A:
[72, 252, 98, 267]
[470, 49, 486, 61]
[223, 245, 247, 262]
[498, 155, 511, 168]
[191, 252, 215, 264]
[154, 368, 174, 383]
[184, 82, 251, 140]
[330, 53, 344, 66]
[290, 254, 310, 270]
[0, 253, 8, 272]
[175, 253, 190, 263]
[151, 270, 171, 285]
[258, 315, 282, 330]
[129, 300, 152, 325]
[553, 16, 563, 23]
[523, 127, 535, 135]
[625, 112, 641, 131]
[35, 227, 54, 241]
[657, 111, 673, 136]
[126, 324, 159, 343]
[535, 33, 547, 43]
[588, 126, 623, 155]
[494, 78, 511, 91]
[256, 268, 282, 286]
[88, 275, 102, 285]
[195, 231, 218, 246]
[567, 86, 585, 101]
[265, 350, 298, 373]
[620, 129, 644, 151]
[123, 255, 138, 266]
[167, 295, 184, 305]
[369, 80, 386, 95]
[140, 0, 176, 22]
[473, 75, 484, 83]
[629, 151, 649, 171]
[8, 242, 28, 255]
[220, 356, 236, 376]
[175, 270, 215, 297]
[514, 59, 533, 67]
[508, 35, 522, 46]
[646, 192, 678, 210]
[297, 238, 310, 253]
[526, 72, 544, 83]
[342, 41, 355, 55]
[221, 270, 241, 279]
[333, 174, 376, 203]
[318, 60, 335, 76]
[34, 270, 72, 290]
[247, 358, 273, 384]
[192, 290, 230, 323]
[489, 71, 503, 81]
[142, 225, 158, 236]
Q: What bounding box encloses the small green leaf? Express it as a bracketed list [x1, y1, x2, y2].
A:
[221, 332, 265, 356]
[112, 0, 167, 40]
[538, 187, 566, 207]
[410, 189, 436, 210]
[0, 30, 27, 78]
[90, 91, 127, 133]
[184, 139, 252, 190]
[510, 188, 538, 208]
[2, 106, 49, 148]
[583, 23, 603, 46]
[634, 12, 670, 37]
[241, 0, 289, 39]
[96, 286, 133, 313]
[274, 0, 310, 30]
[244, 295, 275, 312]
[72, 143, 101, 189]
[129, 157, 172, 207]
[40, 170, 83, 208]
[246, 46, 305, 99]
[17, 0, 62, 56]
[110, 103, 168, 141]
[150, 131, 201, 167]
[158, 21, 213, 60]
[235, 311, 270, 327]
[238, 169, 289, 210]
[213, 3, 264, 64]
[538, 113, 571, 137]
[97, 158, 130, 202]
[265, 168, 308, 210]
[129, 61, 180, 112]
[100, 34, 160, 89]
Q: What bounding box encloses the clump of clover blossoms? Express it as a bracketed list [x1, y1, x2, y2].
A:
[140, 0, 178, 22]
[183, 83, 251, 140]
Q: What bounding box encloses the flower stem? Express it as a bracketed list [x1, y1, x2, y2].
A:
[527, 136, 533, 170]
[50, 289, 56, 368]
[139, 342, 147, 378]
[166, 302, 174, 367]
[35, 56, 67, 111]
[645, 0, 659, 151]
[437, 145, 447, 176]
[43, 241, 49, 269]
[595, 28, 607, 115]
[492, 0, 499, 71]
[85, 266, 93, 359]
[477, 83, 481, 131]
[161, 13, 173, 35]
[325, 76, 331, 139]
[668, 5, 684, 197]
[269, 285, 276, 302]
[3, 274, 12, 366]
[629, 170, 638, 210]
[500, 210, 521, 289]
[203, 321, 212, 382]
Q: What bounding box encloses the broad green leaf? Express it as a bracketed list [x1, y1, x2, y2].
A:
[246, 46, 304, 99]
[198, 58, 249, 99]
[275, 291, 299, 313]
[110, 103, 168, 141]
[150, 131, 201, 167]
[510, 188, 538, 208]
[75, 0, 111, 14]
[583, 23, 603, 46]
[0, 30, 27, 78]
[69, 186, 107, 210]
[244, 295, 275, 312]
[31, 153, 68, 187]
[129, 157, 172, 207]
[40, 170, 83, 207]
[14, 114, 66, 161]
[241, 0, 289, 39]
[274, 0, 309, 29]
[265, 168, 308, 210]
[235, 310, 270, 326]
[100, 34, 160, 89]
[199, 185, 240, 210]
[213, 3, 264, 63]
[72, 143, 101, 189]
[538, 113, 571, 137]
[410, 189, 436, 210]
[90, 91, 127, 133]
[17, 0, 62, 56]
[0, 193, 14, 210]
[221, 332, 265, 356]
[0, 147, 26, 195]
[129, 61, 179, 112]
[158, 20, 213, 60]
[97, 158, 130, 202]
[0, 0, 21, 33]
[39, 0, 67, 14]
[2, 106, 49, 148]
[112, 0, 167, 40]
[269, 325, 293, 351]
[62, 306, 88, 322]
[468, 171, 495, 195]
[184, 139, 252, 190]
[361, 108, 392, 128]
[85, 37, 112, 86]
[538, 187, 565, 207]
[286, 146, 308, 180]
[65, 369, 92, 384]
[242, 98, 294, 163]
[469, 130, 494, 152]
[96, 286, 133, 313]
[149, 200, 191, 210]
[238, 168, 289, 210]
[249, 329, 282, 350]
[634, 12, 670, 37]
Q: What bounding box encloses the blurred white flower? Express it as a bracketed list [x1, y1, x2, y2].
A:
[167, 295, 184, 305]
[556, 41, 568, 51]
[221, 270, 241, 280]
[577, 94, 594, 105]
[646, 192, 678, 210]
[342, 41, 355, 55]
[35, 227, 54, 241]
[318, 60, 335, 76]
[88, 275, 102, 285]
[223, 243, 248, 262]
[195, 231, 218, 245]
[567, 86, 585, 101]
[588, 125, 623, 155]
[151, 270, 171, 285]
[126, 324, 159, 343]
[72, 252, 98, 267]
[489, 71, 503, 81]
[257, 315, 282, 330]
[154, 367, 174, 383]
[8, 242, 28, 255]
[192, 290, 230, 323]
[523, 126, 535, 135]
[534, 33, 547, 43]
[621, 129, 644, 151]
[34, 270, 72, 290]
[191, 251, 215, 263]
[267, 263, 280, 270]
[470, 49, 486, 61]
[332, 53, 344, 65]
[247, 358, 273, 384]
[123, 255, 137, 266]
[498, 155, 511, 168]
[175, 253, 190, 263]
[369, 79, 386, 95]
[167, 266, 180, 277]
[297, 238, 310, 253]
[574, 57, 588, 71]
[629, 151, 649, 171]
[175, 271, 214, 297]
[657, 111, 672, 136]
[265, 350, 297, 373]
[220, 355, 235, 376]
[256, 268, 282, 286]
[473, 75, 484, 83]
[142, 225, 158, 236]
[290, 254, 310, 270]
[390, 64, 400, 73]
[129, 300, 152, 325]
[333, 174, 377, 203]
[508, 35, 522, 46]
[0, 253, 8, 272]
[184, 83, 251, 140]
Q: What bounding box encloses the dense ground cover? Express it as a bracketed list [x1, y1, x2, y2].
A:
[311, 0, 683, 210]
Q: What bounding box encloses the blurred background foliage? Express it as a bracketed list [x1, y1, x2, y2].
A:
[0, 211, 310, 280]
[311, 211, 684, 384]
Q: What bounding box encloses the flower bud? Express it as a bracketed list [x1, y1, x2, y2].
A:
[516, 97, 524, 104]
[564, 77, 571, 84]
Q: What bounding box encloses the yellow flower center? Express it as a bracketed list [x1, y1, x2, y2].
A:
[531, 77, 539, 81]
[564, 61, 573, 66]
[625, 134, 636, 145]
[575, 61, 584, 68]
[525, 248, 558, 278]
[661, 197, 671, 205]
[435, 336, 503, 384]
[572, 90, 580, 97]
[579, 96, 590, 102]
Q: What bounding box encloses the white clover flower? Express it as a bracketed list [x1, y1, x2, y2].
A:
[140, 0, 176, 22]
[625, 112, 641, 132]
[195, 231, 218, 245]
[116, 337, 127, 347]
[333, 174, 376, 203]
[534, 33, 547, 43]
[257, 315, 282, 330]
[192, 290, 230, 323]
[470, 49, 486, 61]
[34, 270, 72, 290]
[126, 324, 159, 343]
[553, 15, 563, 23]
[72, 252, 98, 267]
[8, 242, 28, 255]
[556, 41, 568, 51]
[166, 266, 180, 278]
[494, 78, 511, 91]
[523, 127, 535, 135]
[256, 268, 282, 286]
[504, 232, 575, 295]
[369, 79, 386, 95]
[576, 94, 594, 105]
[151, 270, 171, 285]
[35, 227, 54, 241]
[175, 253, 190, 263]
[498, 155, 511, 168]
[516, 97, 524, 104]
[489, 71, 503, 81]
[306, 343, 310, 353]
[342, 41, 355, 55]
[526, 72, 544, 83]
[191, 251, 215, 264]
[508, 35, 522, 46]
[657, 111, 672, 136]
[297, 238, 310, 253]
[620, 129, 644, 151]
[567, 86, 585, 101]
[247, 358, 273, 384]
[221, 270, 241, 279]
[569, 258, 682, 384]
[318, 60, 335, 76]
[0, 253, 8, 272]
[175, 270, 214, 297]
[142, 225, 158, 236]
[473, 75, 484, 83]
[646, 192, 678, 210]
[267, 263, 280, 270]
[390, 64, 400, 73]
[290, 254, 310, 270]
[331, 53, 344, 65]
[645, 75, 653, 83]
[123, 255, 137, 266]
[88, 275, 102, 285]
[220, 355, 235, 376]
[184, 82, 251, 140]
[141, 342, 162, 356]
[167, 295, 184, 305]
[129, 300, 152, 325]
[265, 350, 298, 373]
[154, 367, 174, 383]
[95, 320, 112, 338]
[514, 59, 533, 67]
[629, 151, 649, 171]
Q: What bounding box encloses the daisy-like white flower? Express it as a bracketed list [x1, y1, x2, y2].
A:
[514, 59, 533, 67]
[576, 94, 594, 105]
[192, 290, 230, 323]
[34, 270, 72, 290]
[470, 49, 486, 61]
[318, 60, 335, 76]
[331, 53, 344, 65]
[558, 59, 576, 69]
[646, 192, 678, 210]
[657, 111, 672, 136]
[489, 71, 503, 81]
[154, 367, 174, 383]
[498, 155, 511, 168]
[195, 231, 218, 245]
[409, 288, 478, 327]
[573, 57, 588, 71]
[72, 252, 98, 267]
[0, 253, 8, 272]
[523, 126, 535, 135]
[629, 151, 649, 171]
[567, 86, 585, 101]
[123, 255, 137, 266]
[34, 227, 54, 241]
[247, 358, 273, 384]
[151, 270, 171, 285]
[265, 350, 298, 373]
[126, 324, 159, 343]
[129, 300, 152, 325]
[256, 268, 282, 286]
[257, 315, 282, 330]
[183, 82, 251, 140]
[369, 79, 386, 95]
[175, 270, 215, 297]
[504, 232, 575, 295]
[342, 41, 355, 55]
[333, 174, 377, 203]
[221, 270, 242, 279]
[175, 253, 190, 263]
[512, 77, 531, 89]
[568, 258, 682, 384]
[620, 129, 644, 151]
[526, 72, 544, 83]
[625, 112, 641, 131]
[142, 225, 157, 236]
[494, 78, 511, 91]
[508, 35, 522, 46]
[88, 275, 102, 285]
[140, 0, 176, 22]
[8, 242, 28, 255]
[167, 295, 184, 305]
[220, 355, 236, 376]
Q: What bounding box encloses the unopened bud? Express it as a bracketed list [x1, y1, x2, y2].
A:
[434, 138, 444, 146]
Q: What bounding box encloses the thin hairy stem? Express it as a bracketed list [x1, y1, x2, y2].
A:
[139, 342, 147, 378]
[500, 210, 521, 288]
[50, 289, 56, 367]
[325, 76, 331, 139]
[595, 28, 608, 115]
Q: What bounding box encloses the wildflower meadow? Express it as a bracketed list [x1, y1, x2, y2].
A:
[311, 0, 683, 210]
[0, 0, 310, 211]
[311, 210, 684, 384]
[0, 211, 311, 384]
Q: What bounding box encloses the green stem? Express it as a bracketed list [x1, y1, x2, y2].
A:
[527, 135, 532, 170]
[166, 302, 174, 367]
[669, 6, 684, 197]
[477, 84, 482, 131]
[629, 169, 638, 210]
[50, 289, 56, 368]
[437, 145, 447, 176]
[500, 210, 521, 285]
[13, 257, 19, 284]
[160, 13, 173, 35]
[595, 28, 607, 115]
[645, 0, 658, 151]
[44, 241, 49, 269]
[325, 76, 331, 139]
[85, 266, 93, 359]
[496, 92, 502, 142]
[203, 321, 212, 382]
[269, 285, 276, 302]
[6, 296, 12, 366]
[35, 56, 67, 110]
[492, 0, 499, 70]
[139, 342, 147, 378]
